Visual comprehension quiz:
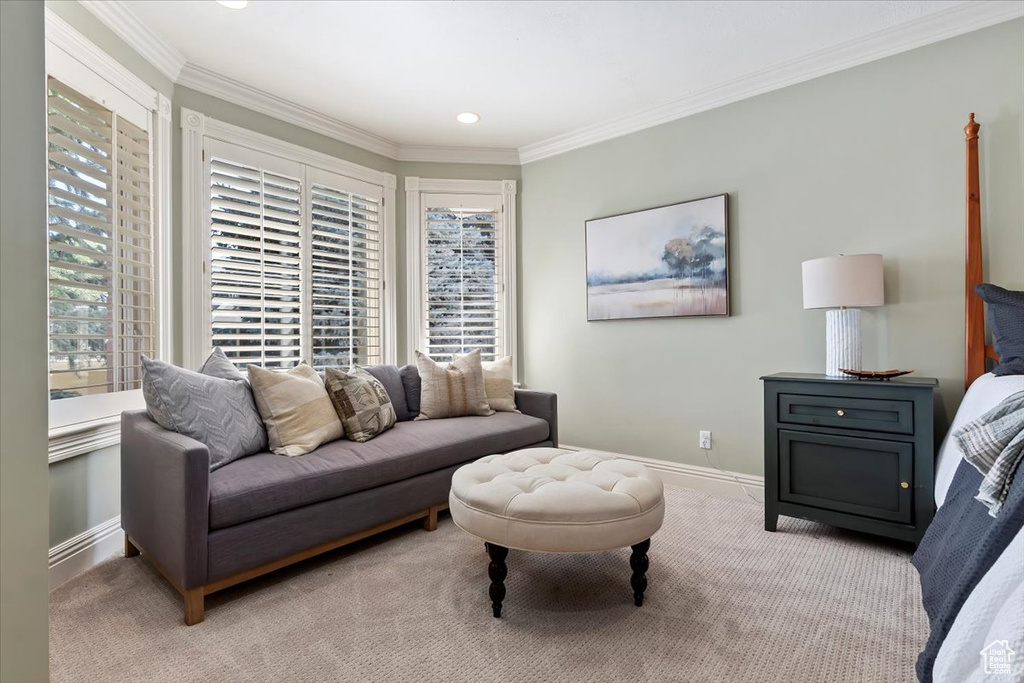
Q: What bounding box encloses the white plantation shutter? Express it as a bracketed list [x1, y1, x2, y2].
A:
[115, 117, 155, 390]
[309, 170, 383, 367]
[46, 76, 154, 400]
[422, 194, 504, 362]
[209, 155, 303, 369]
[206, 144, 384, 370]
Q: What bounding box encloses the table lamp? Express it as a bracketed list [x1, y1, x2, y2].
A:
[802, 254, 885, 377]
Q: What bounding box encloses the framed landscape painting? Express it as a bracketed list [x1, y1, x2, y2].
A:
[585, 194, 729, 321]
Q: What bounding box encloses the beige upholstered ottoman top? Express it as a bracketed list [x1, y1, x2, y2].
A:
[449, 447, 665, 553]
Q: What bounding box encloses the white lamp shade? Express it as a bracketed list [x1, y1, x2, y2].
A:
[802, 254, 884, 309]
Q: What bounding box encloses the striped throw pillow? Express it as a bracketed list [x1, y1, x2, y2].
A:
[414, 350, 494, 420]
[456, 354, 518, 413]
[247, 363, 344, 456]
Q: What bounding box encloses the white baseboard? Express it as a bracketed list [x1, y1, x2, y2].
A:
[49, 516, 123, 590]
[560, 444, 764, 503]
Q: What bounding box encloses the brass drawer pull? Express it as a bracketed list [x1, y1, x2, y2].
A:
[901, 481, 910, 489]
[836, 409, 845, 417]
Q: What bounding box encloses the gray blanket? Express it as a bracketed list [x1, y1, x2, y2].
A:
[955, 391, 1024, 516]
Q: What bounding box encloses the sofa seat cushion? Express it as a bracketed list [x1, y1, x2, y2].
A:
[208, 412, 550, 530]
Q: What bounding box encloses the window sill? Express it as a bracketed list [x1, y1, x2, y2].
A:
[48, 415, 122, 464]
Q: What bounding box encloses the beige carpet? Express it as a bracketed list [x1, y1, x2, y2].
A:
[50, 485, 928, 682]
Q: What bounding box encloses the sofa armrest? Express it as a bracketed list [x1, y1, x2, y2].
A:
[514, 389, 558, 447]
[121, 410, 210, 589]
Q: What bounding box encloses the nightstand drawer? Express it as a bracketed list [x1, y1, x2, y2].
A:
[779, 430, 913, 523]
[778, 393, 914, 435]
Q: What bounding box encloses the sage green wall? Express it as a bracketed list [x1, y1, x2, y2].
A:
[520, 19, 1024, 476]
[48, 447, 120, 548]
[1, 2, 50, 680]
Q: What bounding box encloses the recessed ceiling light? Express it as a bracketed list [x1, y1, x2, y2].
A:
[456, 112, 480, 124]
[216, 0, 249, 8]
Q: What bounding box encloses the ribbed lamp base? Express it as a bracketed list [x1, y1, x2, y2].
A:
[825, 308, 862, 377]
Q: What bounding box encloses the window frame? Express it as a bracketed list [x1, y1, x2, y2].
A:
[45, 10, 172, 461]
[405, 178, 518, 381]
[180, 108, 398, 371]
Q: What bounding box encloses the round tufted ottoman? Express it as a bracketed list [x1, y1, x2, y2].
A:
[449, 447, 665, 617]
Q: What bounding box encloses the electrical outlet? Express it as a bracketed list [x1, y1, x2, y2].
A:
[699, 430, 712, 450]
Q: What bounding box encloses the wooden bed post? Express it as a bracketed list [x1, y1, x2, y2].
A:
[964, 113, 986, 389]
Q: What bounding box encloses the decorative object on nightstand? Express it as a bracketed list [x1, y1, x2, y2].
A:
[761, 373, 938, 545]
[802, 254, 884, 377]
[839, 368, 914, 381]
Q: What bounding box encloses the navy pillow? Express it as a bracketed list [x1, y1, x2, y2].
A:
[399, 364, 421, 418]
[362, 364, 411, 422]
[976, 283, 1024, 376]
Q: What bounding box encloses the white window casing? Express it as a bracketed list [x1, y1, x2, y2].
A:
[406, 178, 518, 381]
[45, 9, 171, 461]
[181, 109, 397, 372]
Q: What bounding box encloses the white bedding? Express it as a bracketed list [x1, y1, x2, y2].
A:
[934, 373, 1024, 506]
[934, 532, 1024, 682]
[931, 372, 1024, 683]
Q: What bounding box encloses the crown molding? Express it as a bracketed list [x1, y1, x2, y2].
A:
[518, 0, 1024, 164]
[75, 0, 1019, 167]
[74, 1, 519, 165]
[177, 63, 403, 159]
[178, 64, 521, 165]
[78, 0, 186, 83]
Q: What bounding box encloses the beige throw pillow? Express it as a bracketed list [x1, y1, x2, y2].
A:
[247, 363, 344, 456]
[415, 350, 494, 420]
[456, 354, 518, 413]
[323, 366, 397, 442]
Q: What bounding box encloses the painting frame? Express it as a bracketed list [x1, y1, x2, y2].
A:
[585, 193, 730, 322]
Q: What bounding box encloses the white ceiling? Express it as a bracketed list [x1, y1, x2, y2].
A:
[99, 1, 1016, 159]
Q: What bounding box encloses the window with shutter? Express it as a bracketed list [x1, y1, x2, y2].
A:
[205, 143, 385, 370]
[309, 179, 383, 368]
[209, 159, 303, 369]
[47, 76, 155, 400]
[421, 194, 504, 363]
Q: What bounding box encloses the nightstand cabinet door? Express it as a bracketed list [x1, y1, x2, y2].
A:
[761, 373, 938, 545]
[779, 430, 913, 524]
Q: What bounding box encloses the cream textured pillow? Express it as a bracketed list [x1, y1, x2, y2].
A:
[457, 354, 518, 413]
[415, 350, 494, 420]
[323, 366, 397, 442]
[247, 363, 344, 456]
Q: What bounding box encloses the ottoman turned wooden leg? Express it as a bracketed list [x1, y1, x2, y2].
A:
[630, 539, 650, 606]
[485, 542, 508, 618]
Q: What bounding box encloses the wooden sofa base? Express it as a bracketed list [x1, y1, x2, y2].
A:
[125, 503, 449, 626]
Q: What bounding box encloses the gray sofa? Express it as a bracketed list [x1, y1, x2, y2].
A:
[121, 386, 557, 625]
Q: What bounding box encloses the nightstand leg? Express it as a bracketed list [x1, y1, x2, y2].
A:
[765, 509, 778, 532]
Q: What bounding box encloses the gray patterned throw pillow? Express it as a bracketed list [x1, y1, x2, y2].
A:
[199, 347, 247, 382]
[323, 366, 397, 442]
[141, 356, 268, 470]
